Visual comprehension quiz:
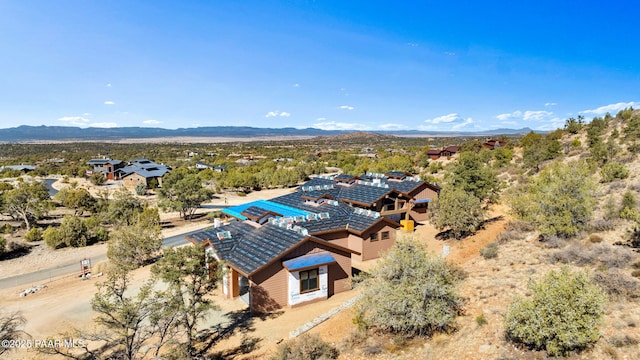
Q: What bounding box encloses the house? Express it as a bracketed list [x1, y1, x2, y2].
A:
[427, 149, 443, 160]
[426, 146, 459, 160]
[86, 158, 124, 180]
[119, 158, 171, 188]
[195, 162, 226, 172]
[222, 198, 402, 262]
[482, 139, 507, 150]
[186, 170, 440, 311]
[441, 146, 460, 158]
[187, 220, 354, 313]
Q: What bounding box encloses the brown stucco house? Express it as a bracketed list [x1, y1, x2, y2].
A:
[187, 221, 355, 313]
[482, 139, 507, 150]
[188, 171, 441, 310]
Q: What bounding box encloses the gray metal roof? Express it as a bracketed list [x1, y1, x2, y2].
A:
[189, 221, 308, 275]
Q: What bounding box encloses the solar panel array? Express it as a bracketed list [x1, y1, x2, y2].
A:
[205, 221, 309, 275]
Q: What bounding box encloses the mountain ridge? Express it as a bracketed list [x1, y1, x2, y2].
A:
[0, 125, 537, 142]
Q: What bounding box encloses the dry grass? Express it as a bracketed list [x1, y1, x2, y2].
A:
[548, 242, 636, 268]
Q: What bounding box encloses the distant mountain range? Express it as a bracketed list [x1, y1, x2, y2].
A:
[0, 125, 537, 142]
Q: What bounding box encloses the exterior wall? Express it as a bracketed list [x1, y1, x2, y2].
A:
[222, 268, 240, 299]
[316, 230, 350, 249]
[347, 234, 364, 262]
[410, 206, 429, 222]
[360, 224, 397, 261]
[287, 265, 328, 306]
[123, 173, 147, 188]
[249, 241, 352, 313]
[411, 183, 439, 201]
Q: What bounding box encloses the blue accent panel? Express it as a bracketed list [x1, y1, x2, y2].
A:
[222, 200, 311, 221]
[283, 252, 336, 271]
[413, 198, 431, 204]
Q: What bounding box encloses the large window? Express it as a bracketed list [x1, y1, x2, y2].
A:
[370, 233, 378, 242]
[300, 269, 319, 293]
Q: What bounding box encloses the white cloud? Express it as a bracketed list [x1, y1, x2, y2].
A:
[422, 113, 473, 130]
[339, 105, 354, 110]
[90, 122, 118, 128]
[106, 83, 112, 87]
[581, 101, 639, 115]
[424, 113, 463, 124]
[452, 117, 473, 130]
[495, 110, 553, 121]
[316, 117, 326, 121]
[143, 119, 162, 125]
[58, 116, 90, 126]
[544, 102, 557, 107]
[313, 121, 368, 131]
[265, 111, 291, 118]
[104, 101, 115, 105]
[82, 112, 92, 116]
[293, 83, 300, 88]
[523, 110, 553, 121]
[496, 111, 522, 121]
[378, 123, 408, 130]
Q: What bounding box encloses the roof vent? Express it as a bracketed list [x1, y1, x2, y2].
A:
[216, 231, 232, 240]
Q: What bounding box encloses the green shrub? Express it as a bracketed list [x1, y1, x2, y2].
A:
[24, 228, 43, 242]
[475, 313, 487, 326]
[270, 334, 339, 360]
[0, 236, 5, 257]
[89, 172, 106, 186]
[428, 161, 443, 174]
[135, 182, 147, 196]
[504, 268, 606, 356]
[354, 237, 464, 336]
[480, 242, 499, 259]
[601, 162, 629, 183]
[237, 192, 247, 197]
[43, 227, 64, 249]
[0, 223, 12, 234]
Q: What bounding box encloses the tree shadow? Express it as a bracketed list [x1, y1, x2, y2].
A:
[0, 241, 33, 260]
[197, 308, 283, 357]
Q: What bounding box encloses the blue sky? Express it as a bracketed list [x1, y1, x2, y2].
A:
[1, 1, 639, 131]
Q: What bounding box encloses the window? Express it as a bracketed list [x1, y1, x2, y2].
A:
[386, 204, 395, 211]
[370, 233, 378, 242]
[381, 231, 390, 240]
[300, 269, 319, 293]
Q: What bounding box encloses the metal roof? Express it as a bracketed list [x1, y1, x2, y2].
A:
[190, 221, 308, 275]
